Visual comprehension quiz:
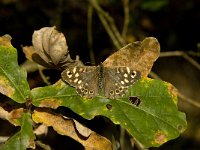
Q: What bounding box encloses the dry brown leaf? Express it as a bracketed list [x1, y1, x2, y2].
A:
[0, 34, 12, 47]
[74, 120, 91, 138]
[32, 26, 69, 65]
[103, 37, 160, 77]
[23, 27, 83, 70]
[0, 106, 9, 120]
[32, 109, 112, 150]
[0, 107, 25, 126]
[34, 124, 48, 136]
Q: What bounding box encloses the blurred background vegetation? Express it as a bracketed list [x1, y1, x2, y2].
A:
[0, 0, 200, 149]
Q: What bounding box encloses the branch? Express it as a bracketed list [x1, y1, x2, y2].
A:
[121, 0, 130, 38]
[88, 0, 125, 49]
[38, 67, 51, 85]
[160, 51, 200, 71]
[87, 4, 96, 64]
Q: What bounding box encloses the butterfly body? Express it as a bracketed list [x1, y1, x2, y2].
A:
[61, 64, 140, 99]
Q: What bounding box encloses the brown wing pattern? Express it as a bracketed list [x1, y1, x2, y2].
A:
[103, 66, 140, 99]
[61, 66, 99, 98]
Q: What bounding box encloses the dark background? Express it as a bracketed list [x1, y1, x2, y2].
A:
[0, 0, 200, 149]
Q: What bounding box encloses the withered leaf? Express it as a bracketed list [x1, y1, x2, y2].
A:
[32, 109, 112, 150]
[0, 34, 12, 47]
[23, 27, 83, 70]
[103, 37, 160, 77]
[0, 107, 25, 126]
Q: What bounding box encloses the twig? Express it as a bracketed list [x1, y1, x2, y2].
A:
[97, 12, 122, 49]
[20, 60, 40, 73]
[121, 0, 130, 38]
[38, 66, 51, 85]
[149, 71, 200, 109]
[89, 0, 125, 48]
[87, 4, 96, 64]
[187, 51, 200, 57]
[160, 51, 200, 71]
[35, 140, 52, 150]
[178, 92, 200, 108]
[0, 136, 9, 143]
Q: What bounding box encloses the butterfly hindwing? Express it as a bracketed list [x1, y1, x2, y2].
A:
[103, 66, 140, 99]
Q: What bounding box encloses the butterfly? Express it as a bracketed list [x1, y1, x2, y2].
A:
[61, 64, 140, 99]
[61, 37, 160, 99]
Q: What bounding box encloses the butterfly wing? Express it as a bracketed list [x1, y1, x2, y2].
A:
[103, 66, 140, 99]
[61, 66, 99, 98]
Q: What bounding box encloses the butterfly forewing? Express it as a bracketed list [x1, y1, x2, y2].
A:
[61, 66, 99, 98]
[103, 66, 140, 99]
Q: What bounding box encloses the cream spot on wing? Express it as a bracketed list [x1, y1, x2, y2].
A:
[126, 67, 130, 74]
[74, 78, 78, 83]
[78, 80, 82, 84]
[75, 73, 79, 77]
[123, 73, 128, 78]
[79, 68, 83, 72]
[120, 68, 125, 73]
[73, 67, 77, 73]
[68, 74, 72, 78]
[124, 79, 129, 83]
[117, 68, 120, 73]
[121, 81, 125, 85]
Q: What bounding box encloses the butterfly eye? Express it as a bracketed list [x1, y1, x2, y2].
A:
[84, 89, 88, 94]
[118, 87, 123, 91]
[110, 90, 114, 95]
[131, 71, 137, 78]
[67, 70, 72, 76]
[115, 89, 120, 94]
[89, 90, 94, 94]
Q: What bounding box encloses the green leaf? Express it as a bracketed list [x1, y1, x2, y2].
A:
[31, 79, 187, 148]
[0, 35, 30, 103]
[141, 0, 168, 11]
[1, 112, 35, 150]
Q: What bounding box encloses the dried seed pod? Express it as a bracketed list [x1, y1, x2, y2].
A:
[23, 26, 83, 70]
[32, 26, 70, 65]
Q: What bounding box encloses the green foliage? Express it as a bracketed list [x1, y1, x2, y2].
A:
[0, 45, 30, 103]
[0, 37, 187, 149]
[1, 113, 35, 150]
[31, 79, 186, 147]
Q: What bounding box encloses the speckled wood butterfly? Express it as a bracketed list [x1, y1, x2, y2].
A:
[61, 64, 140, 99]
[61, 37, 160, 99]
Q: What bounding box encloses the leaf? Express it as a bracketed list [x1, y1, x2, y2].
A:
[103, 37, 160, 77]
[1, 112, 35, 150]
[26, 26, 82, 70]
[32, 109, 112, 150]
[141, 0, 168, 11]
[0, 35, 30, 103]
[31, 79, 187, 148]
[0, 107, 26, 126]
